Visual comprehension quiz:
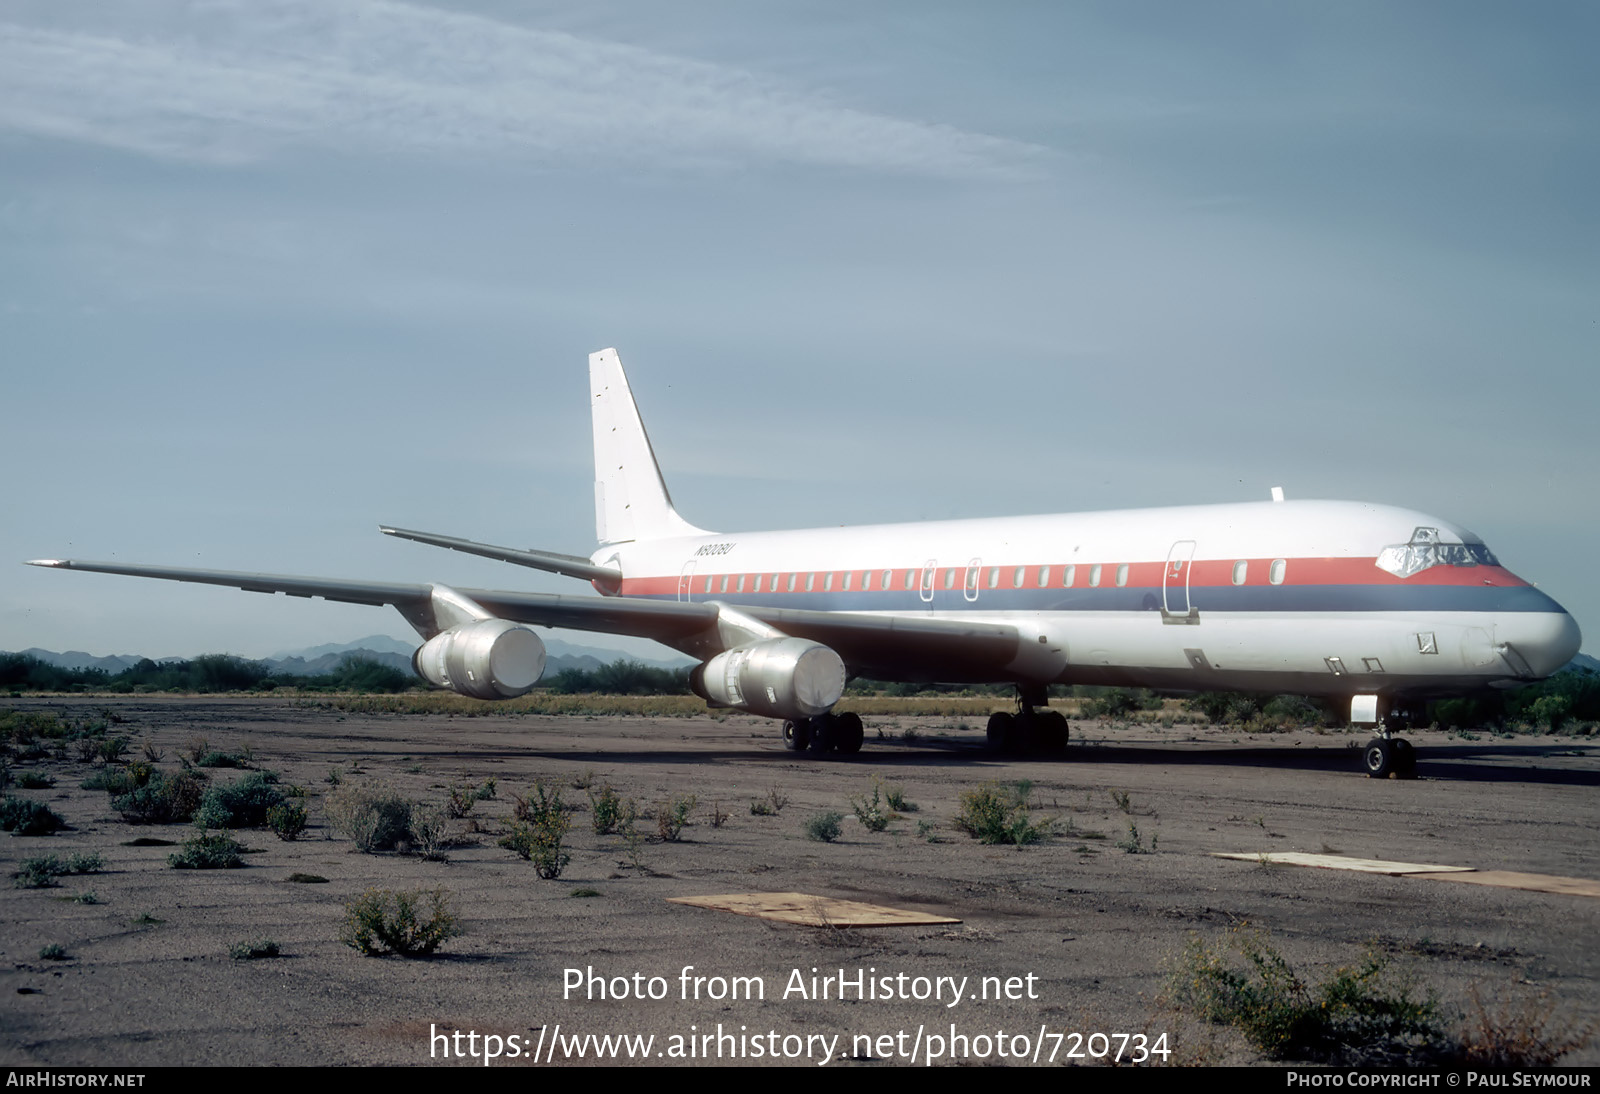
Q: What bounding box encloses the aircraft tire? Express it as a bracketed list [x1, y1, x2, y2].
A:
[1391, 738, 1417, 778]
[1363, 738, 1395, 778]
[807, 715, 834, 755]
[986, 711, 1016, 753]
[783, 719, 809, 751]
[1037, 710, 1069, 753]
[835, 712, 864, 754]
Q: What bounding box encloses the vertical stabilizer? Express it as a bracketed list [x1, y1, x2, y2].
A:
[590, 348, 710, 545]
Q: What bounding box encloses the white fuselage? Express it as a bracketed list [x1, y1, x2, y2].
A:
[592, 498, 1580, 699]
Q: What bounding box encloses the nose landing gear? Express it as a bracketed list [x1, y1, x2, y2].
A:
[1362, 703, 1419, 779]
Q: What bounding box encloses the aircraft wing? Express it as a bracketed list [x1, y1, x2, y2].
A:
[27, 559, 1023, 679]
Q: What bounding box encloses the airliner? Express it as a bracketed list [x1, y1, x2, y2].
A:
[28, 349, 1582, 777]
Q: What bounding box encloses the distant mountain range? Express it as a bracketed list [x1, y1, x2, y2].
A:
[8, 633, 693, 680]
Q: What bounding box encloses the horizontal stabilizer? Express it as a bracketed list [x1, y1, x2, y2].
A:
[380, 526, 620, 584]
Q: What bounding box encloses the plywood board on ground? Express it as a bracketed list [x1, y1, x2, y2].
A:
[667, 891, 961, 927]
[1212, 852, 1474, 874]
[1411, 871, 1600, 898]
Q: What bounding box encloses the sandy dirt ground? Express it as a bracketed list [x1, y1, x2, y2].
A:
[3, 695, 1599, 1068]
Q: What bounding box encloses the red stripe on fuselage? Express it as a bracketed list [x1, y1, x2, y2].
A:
[609, 559, 1528, 597]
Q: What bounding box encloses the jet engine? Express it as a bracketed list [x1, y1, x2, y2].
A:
[411, 618, 547, 699]
[689, 637, 846, 720]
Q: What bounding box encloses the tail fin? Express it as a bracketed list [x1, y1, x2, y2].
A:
[589, 348, 710, 545]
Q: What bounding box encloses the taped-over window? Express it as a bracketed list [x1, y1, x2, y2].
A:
[1377, 526, 1499, 579]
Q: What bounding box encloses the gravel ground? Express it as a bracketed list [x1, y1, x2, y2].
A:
[4, 695, 1598, 1067]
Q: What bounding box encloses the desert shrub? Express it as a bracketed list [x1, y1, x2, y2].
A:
[325, 783, 413, 852]
[1, 796, 64, 836]
[39, 943, 68, 961]
[750, 786, 790, 816]
[168, 830, 245, 869]
[499, 783, 571, 878]
[341, 887, 460, 957]
[656, 794, 697, 842]
[266, 801, 308, 840]
[954, 783, 1049, 846]
[882, 782, 916, 813]
[408, 804, 450, 861]
[851, 783, 891, 833]
[1456, 984, 1594, 1067]
[14, 857, 61, 888]
[229, 938, 282, 960]
[195, 750, 251, 769]
[15, 850, 105, 890]
[16, 773, 55, 789]
[804, 812, 843, 843]
[1080, 688, 1162, 719]
[589, 784, 622, 834]
[1166, 930, 1445, 1064]
[192, 771, 284, 829]
[113, 770, 206, 824]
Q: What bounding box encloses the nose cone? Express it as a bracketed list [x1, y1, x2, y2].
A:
[1510, 609, 1583, 679]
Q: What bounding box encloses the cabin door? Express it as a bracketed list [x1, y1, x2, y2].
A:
[1163, 540, 1196, 618]
[678, 561, 697, 603]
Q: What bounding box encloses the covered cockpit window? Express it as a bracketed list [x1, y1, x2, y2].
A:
[1376, 526, 1499, 578]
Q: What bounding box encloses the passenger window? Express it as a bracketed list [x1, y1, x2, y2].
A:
[903, 570, 915, 590]
[805, 573, 815, 592]
[703, 576, 713, 593]
[719, 575, 728, 593]
[842, 572, 852, 591]
[881, 570, 892, 590]
[823, 572, 833, 591]
[1270, 559, 1286, 585]
[1115, 563, 1128, 587]
[787, 573, 797, 592]
[1038, 566, 1050, 586]
[1232, 560, 1247, 585]
[736, 575, 745, 593]
[1089, 564, 1102, 587]
[1063, 565, 1075, 587]
[987, 567, 1000, 588]
[1013, 566, 1026, 587]
[753, 575, 763, 592]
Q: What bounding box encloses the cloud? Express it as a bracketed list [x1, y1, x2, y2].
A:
[0, 0, 1042, 178]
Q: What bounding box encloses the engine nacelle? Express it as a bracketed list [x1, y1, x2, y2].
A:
[412, 619, 547, 700]
[689, 637, 846, 720]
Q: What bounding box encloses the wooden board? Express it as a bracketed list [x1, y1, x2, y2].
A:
[1410, 870, 1600, 898]
[667, 891, 961, 927]
[1212, 852, 1474, 874]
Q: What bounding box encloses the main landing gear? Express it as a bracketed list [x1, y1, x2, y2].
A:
[986, 686, 1069, 756]
[782, 711, 865, 755]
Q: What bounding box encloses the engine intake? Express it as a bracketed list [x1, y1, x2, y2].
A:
[690, 637, 846, 720]
[412, 619, 547, 699]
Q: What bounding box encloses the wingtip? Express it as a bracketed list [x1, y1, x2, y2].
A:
[25, 559, 66, 567]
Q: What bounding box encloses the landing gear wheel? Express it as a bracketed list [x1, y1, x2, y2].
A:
[1391, 738, 1417, 778]
[1037, 710, 1069, 754]
[782, 719, 810, 751]
[834, 712, 864, 754]
[986, 711, 1016, 753]
[806, 715, 834, 754]
[1363, 737, 1395, 778]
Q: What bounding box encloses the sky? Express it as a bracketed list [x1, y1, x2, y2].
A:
[2, 1, 1595, 662]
